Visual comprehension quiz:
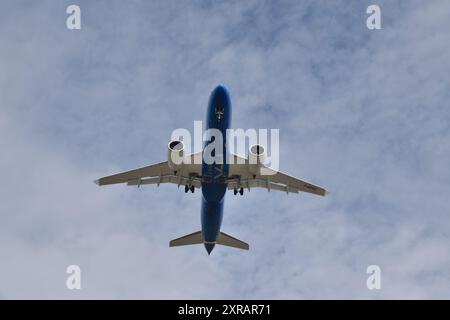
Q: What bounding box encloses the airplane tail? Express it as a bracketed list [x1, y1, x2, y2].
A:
[169, 231, 203, 247]
[217, 232, 249, 250]
[169, 231, 249, 250]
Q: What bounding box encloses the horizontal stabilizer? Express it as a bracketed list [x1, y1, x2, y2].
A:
[217, 232, 249, 250]
[169, 231, 203, 247]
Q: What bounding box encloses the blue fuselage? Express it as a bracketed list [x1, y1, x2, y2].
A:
[201, 85, 231, 254]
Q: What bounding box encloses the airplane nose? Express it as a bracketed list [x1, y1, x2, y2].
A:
[210, 85, 230, 119]
[212, 84, 229, 100]
[204, 242, 215, 255]
[214, 84, 227, 94]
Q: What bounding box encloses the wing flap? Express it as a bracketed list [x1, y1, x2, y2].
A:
[268, 171, 327, 196]
[227, 153, 327, 196]
[227, 178, 300, 193]
[127, 175, 202, 188]
[95, 152, 203, 187]
[95, 161, 170, 186]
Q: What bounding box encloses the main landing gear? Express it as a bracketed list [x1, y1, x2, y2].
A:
[185, 185, 195, 193]
[233, 187, 244, 196]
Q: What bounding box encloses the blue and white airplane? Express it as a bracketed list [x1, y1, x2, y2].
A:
[95, 85, 327, 254]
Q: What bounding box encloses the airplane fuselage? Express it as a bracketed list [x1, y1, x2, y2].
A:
[95, 84, 327, 254]
[201, 85, 231, 254]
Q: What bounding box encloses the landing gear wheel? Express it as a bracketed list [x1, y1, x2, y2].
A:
[233, 188, 238, 195]
[239, 187, 244, 196]
[184, 185, 189, 193]
[190, 185, 195, 193]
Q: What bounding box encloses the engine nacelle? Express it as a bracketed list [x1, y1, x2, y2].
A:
[248, 144, 265, 175]
[167, 140, 185, 171]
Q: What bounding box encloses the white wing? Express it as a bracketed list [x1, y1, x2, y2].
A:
[95, 152, 202, 188]
[227, 154, 327, 196]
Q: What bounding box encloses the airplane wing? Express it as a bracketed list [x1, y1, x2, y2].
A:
[227, 154, 328, 196]
[94, 152, 202, 188]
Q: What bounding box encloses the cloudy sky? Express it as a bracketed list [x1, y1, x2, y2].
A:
[1, 0, 449, 299]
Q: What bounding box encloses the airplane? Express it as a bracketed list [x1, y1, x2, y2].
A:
[94, 85, 327, 254]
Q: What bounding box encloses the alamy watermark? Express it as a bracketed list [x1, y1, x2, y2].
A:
[366, 265, 381, 290]
[66, 265, 81, 290]
[169, 121, 279, 175]
[66, 4, 382, 33]
[366, 5, 381, 30]
[66, 5, 81, 30]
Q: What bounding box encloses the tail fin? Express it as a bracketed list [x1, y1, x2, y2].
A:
[169, 231, 203, 247]
[169, 230, 250, 251]
[217, 232, 249, 250]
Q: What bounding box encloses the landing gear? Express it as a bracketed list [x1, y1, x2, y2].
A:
[185, 185, 195, 193]
[185, 185, 189, 193]
[239, 187, 244, 195]
[190, 185, 195, 193]
[234, 187, 244, 196]
[233, 188, 238, 195]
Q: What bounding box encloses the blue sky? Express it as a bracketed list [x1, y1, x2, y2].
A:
[0, 0, 449, 298]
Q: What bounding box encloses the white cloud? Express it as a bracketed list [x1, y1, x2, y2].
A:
[0, 0, 449, 298]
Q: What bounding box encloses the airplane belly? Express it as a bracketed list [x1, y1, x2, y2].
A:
[200, 162, 228, 242]
[201, 162, 228, 202]
[200, 84, 231, 246]
[201, 198, 224, 242]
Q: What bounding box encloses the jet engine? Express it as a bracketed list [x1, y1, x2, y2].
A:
[248, 144, 265, 175]
[167, 140, 184, 171]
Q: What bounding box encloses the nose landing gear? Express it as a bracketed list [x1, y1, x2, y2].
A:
[185, 185, 195, 193]
[233, 187, 244, 196]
